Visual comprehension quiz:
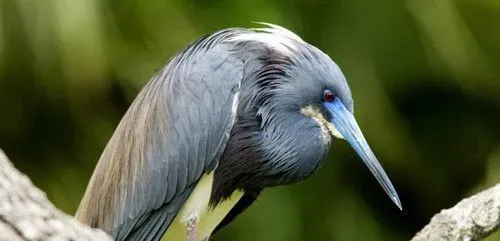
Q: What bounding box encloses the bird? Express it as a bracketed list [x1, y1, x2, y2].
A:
[75, 23, 401, 241]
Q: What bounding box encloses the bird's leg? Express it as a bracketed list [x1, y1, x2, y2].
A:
[187, 215, 199, 241]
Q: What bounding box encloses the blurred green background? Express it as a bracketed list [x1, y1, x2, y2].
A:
[1, 0, 499, 240]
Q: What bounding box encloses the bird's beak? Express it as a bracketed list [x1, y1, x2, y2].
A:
[324, 99, 402, 210]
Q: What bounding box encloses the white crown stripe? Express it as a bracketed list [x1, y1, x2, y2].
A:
[230, 22, 303, 55]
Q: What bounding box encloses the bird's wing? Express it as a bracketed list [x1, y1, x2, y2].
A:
[75, 29, 247, 241]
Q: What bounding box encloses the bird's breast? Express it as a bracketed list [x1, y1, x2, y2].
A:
[162, 172, 244, 241]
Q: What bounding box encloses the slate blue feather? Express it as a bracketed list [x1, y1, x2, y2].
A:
[76, 23, 401, 241]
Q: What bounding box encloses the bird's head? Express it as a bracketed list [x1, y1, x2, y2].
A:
[234, 23, 401, 209]
[293, 55, 402, 210]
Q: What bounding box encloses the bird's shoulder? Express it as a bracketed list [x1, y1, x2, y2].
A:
[75, 28, 248, 241]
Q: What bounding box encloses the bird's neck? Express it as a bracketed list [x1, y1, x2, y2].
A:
[211, 111, 329, 205]
[259, 111, 330, 184]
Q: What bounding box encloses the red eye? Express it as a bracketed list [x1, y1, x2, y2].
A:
[324, 90, 335, 102]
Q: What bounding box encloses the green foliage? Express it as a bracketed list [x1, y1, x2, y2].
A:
[0, 0, 499, 240]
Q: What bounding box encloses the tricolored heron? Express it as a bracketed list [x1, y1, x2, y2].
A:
[76, 23, 401, 241]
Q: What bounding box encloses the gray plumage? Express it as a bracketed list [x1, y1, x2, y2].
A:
[76, 29, 245, 239]
[76, 23, 400, 241]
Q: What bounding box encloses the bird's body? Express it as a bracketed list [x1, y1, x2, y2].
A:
[163, 172, 243, 240]
[76, 24, 400, 241]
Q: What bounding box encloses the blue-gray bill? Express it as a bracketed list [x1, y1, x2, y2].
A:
[324, 99, 402, 210]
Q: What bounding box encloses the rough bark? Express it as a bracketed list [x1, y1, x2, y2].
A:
[0, 147, 498, 241]
[411, 183, 500, 241]
[0, 149, 111, 241]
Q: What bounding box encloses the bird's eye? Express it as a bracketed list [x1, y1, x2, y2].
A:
[324, 90, 335, 102]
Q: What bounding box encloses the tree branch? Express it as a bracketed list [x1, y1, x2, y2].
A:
[0, 146, 498, 241]
[0, 149, 111, 241]
[412, 183, 500, 241]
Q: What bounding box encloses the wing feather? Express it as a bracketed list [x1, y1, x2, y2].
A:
[76, 28, 249, 241]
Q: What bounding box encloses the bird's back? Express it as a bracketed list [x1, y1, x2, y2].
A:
[75, 28, 250, 241]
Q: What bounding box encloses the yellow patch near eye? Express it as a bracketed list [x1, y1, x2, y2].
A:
[300, 106, 344, 140]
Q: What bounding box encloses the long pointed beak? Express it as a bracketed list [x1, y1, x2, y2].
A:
[324, 99, 402, 210]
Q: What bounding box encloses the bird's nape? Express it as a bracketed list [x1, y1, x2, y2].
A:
[324, 97, 402, 210]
